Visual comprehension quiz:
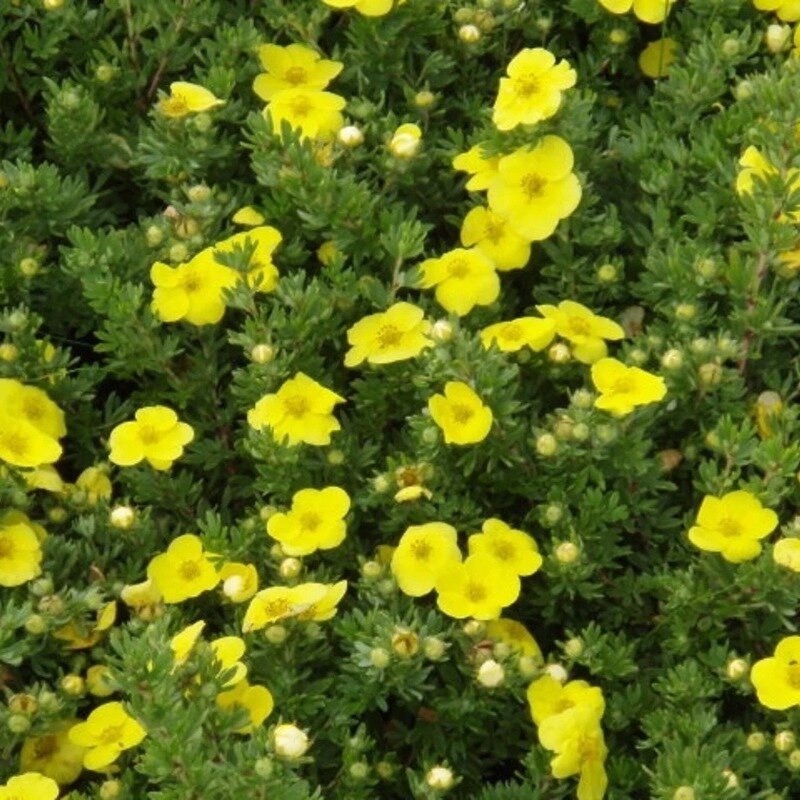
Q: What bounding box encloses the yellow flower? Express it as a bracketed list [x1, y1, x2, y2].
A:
[68, 702, 146, 771]
[598, 0, 677, 23]
[120, 579, 163, 619]
[0, 379, 67, 440]
[170, 620, 206, 665]
[485, 618, 542, 660]
[480, 317, 556, 353]
[419, 248, 499, 316]
[467, 518, 543, 577]
[247, 372, 345, 447]
[22, 465, 64, 493]
[687, 490, 778, 563]
[0, 773, 59, 800]
[638, 38, 679, 79]
[295, 579, 348, 621]
[253, 44, 343, 102]
[538, 708, 608, 800]
[435, 553, 520, 620]
[487, 137, 582, 241]
[344, 302, 432, 367]
[147, 534, 219, 603]
[460, 207, 532, 271]
[150, 257, 238, 325]
[453, 144, 501, 191]
[216, 679, 274, 733]
[267, 486, 350, 556]
[736, 146, 778, 196]
[754, 390, 783, 439]
[773, 538, 800, 571]
[591, 358, 666, 416]
[243, 583, 328, 632]
[753, 0, 800, 21]
[159, 81, 225, 118]
[536, 300, 624, 364]
[0, 515, 42, 587]
[493, 48, 577, 131]
[75, 466, 112, 505]
[389, 123, 422, 159]
[390, 522, 461, 597]
[86, 666, 115, 698]
[266, 88, 345, 141]
[322, 0, 403, 16]
[527, 675, 606, 725]
[219, 562, 259, 602]
[54, 601, 116, 650]
[108, 406, 194, 470]
[211, 636, 248, 687]
[20, 722, 86, 786]
[428, 381, 493, 445]
[751, 636, 800, 709]
[317, 240, 339, 265]
[0, 416, 62, 468]
[232, 206, 265, 226]
[208, 226, 282, 292]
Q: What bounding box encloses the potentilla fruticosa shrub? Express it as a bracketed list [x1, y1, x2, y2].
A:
[1, 0, 800, 798]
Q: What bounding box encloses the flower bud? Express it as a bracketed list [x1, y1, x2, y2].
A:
[30, 576, 54, 597]
[48, 507, 67, 523]
[431, 319, 453, 342]
[746, 732, 766, 751]
[0, 343, 19, 362]
[8, 694, 38, 715]
[273, 723, 310, 759]
[535, 433, 557, 457]
[775, 730, 796, 752]
[571, 422, 590, 442]
[250, 343, 274, 364]
[61, 675, 85, 696]
[265, 625, 287, 644]
[458, 24, 481, 43]
[43, 0, 65, 9]
[658, 449, 683, 472]
[376, 761, 394, 779]
[327, 449, 345, 466]
[518, 655, 539, 678]
[279, 557, 302, 579]
[477, 658, 505, 687]
[389, 124, 421, 159]
[696, 257, 717, 278]
[726, 658, 748, 681]
[109, 505, 135, 530]
[99, 780, 121, 799]
[19, 257, 39, 277]
[555, 541, 579, 564]
[426, 766, 455, 791]
[672, 788, 695, 800]
[698, 362, 723, 386]
[391, 628, 419, 658]
[24, 614, 46, 635]
[543, 503, 563, 525]
[548, 342, 571, 363]
[254, 757, 274, 778]
[370, 647, 390, 669]
[145, 225, 164, 247]
[7, 714, 31, 733]
[596, 263, 617, 282]
[609, 29, 628, 45]
[675, 303, 696, 321]
[7, 311, 27, 330]
[734, 80, 754, 100]
[186, 184, 211, 203]
[463, 620, 485, 638]
[721, 38, 740, 56]
[38, 594, 64, 614]
[453, 8, 473, 23]
[571, 389, 593, 409]
[423, 636, 447, 660]
[789, 749, 800, 769]
[414, 90, 436, 109]
[690, 337, 711, 355]
[722, 769, 738, 789]
[661, 349, 683, 370]
[765, 23, 792, 53]
[350, 761, 370, 780]
[544, 663, 568, 684]
[564, 637, 584, 658]
[338, 125, 364, 148]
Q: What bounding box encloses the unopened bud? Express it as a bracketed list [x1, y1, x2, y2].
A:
[273, 723, 310, 759]
[370, 647, 391, 669]
[477, 658, 505, 687]
[596, 263, 617, 282]
[698, 362, 723, 386]
[765, 23, 792, 53]
[279, 558, 302, 580]
[391, 628, 419, 658]
[109, 505, 135, 530]
[99, 779, 121, 799]
[8, 694, 38, 715]
[672, 788, 695, 800]
[264, 625, 287, 644]
[414, 90, 436, 109]
[338, 125, 364, 148]
[548, 342, 571, 363]
[726, 658, 748, 681]
[746, 732, 766, 751]
[661, 349, 683, 370]
[423, 636, 447, 660]
[775, 730, 796, 752]
[544, 663, 568, 684]
[535, 433, 557, 457]
[61, 675, 85, 696]
[426, 766, 455, 791]
[564, 637, 584, 658]
[458, 24, 481, 43]
[0, 343, 19, 362]
[431, 319, 453, 342]
[555, 541, 579, 564]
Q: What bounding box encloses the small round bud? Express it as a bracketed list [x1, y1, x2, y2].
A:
[661, 349, 683, 370]
[453, 7, 473, 23]
[37, 690, 59, 712]
[564, 637, 584, 658]
[0, 343, 19, 362]
[7, 714, 31, 734]
[43, 0, 65, 10]
[543, 503, 563, 525]
[99, 779, 121, 799]
[389, 126, 421, 159]
[391, 628, 419, 658]
[722, 769, 738, 789]
[186, 184, 211, 203]
[7, 311, 27, 330]
[8, 693, 38, 715]
[254, 757, 274, 778]
[458, 24, 481, 43]
[658, 449, 683, 472]
[338, 125, 364, 148]
[193, 113, 212, 132]
[169, 243, 189, 263]
[548, 343, 571, 363]
[61, 675, 85, 696]
[326, 449, 345, 465]
[765, 23, 792, 53]
[726, 658, 748, 681]
[596, 263, 617, 282]
[265, 625, 287, 644]
[372, 475, 391, 493]
[424, 636, 447, 660]
[463, 620, 485, 638]
[48, 507, 67, 523]
[24, 614, 46, 635]
[95, 64, 116, 82]
[426, 766, 455, 791]
[477, 658, 505, 687]
[555, 541, 580, 564]
[377, 578, 395, 596]
[572, 389, 593, 409]
[544, 663, 568, 684]
[609, 29, 628, 45]
[535, 15, 552, 31]
[370, 647, 391, 669]
[19, 257, 39, 277]
[493, 641, 511, 660]
[734, 80, 754, 101]
[361, 560, 382, 580]
[474, 9, 494, 31]
[705, 431, 720, 449]
[628, 348, 647, 366]
[775, 730, 796, 752]
[30, 576, 54, 597]
[672, 788, 695, 800]
[110, 505, 135, 530]
[350, 762, 370, 780]
[698, 363, 723, 386]
[675, 303, 696, 321]
[746, 732, 766, 751]
[721, 38, 740, 57]
[414, 90, 436, 109]
[518, 655, 540, 678]
[273, 723, 310, 759]
[789, 750, 800, 769]
[696, 257, 717, 278]
[690, 337, 711, 355]
[279, 557, 302, 580]
[571, 422, 590, 442]
[536, 433, 558, 457]
[145, 225, 164, 247]
[431, 319, 453, 342]
[376, 761, 394, 779]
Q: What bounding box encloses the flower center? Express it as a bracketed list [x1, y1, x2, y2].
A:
[788, 661, 800, 689]
[410, 539, 431, 561]
[611, 376, 635, 395]
[464, 581, 487, 603]
[179, 560, 201, 581]
[283, 395, 310, 418]
[717, 518, 741, 538]
[33, 734, 59, 759]
[284, 66, 309, 85]
[138, 425, 160, 445]
[0, 535, 13, 559]
[446, 258, 471, 279]
[515, 74, 541, 97]
[491, 541, 515, 561]
[567, 316, 590, 336]
[289, 96, 313, 118]
[99, 724, 124, 746]
[264, 598, 291, 618]
[0, 431, 27, 458]
[23, 398, 44, 422]
[484, 219, 505, 244]
[501, 323, 522, 341]
[182, 273, 202, 294]
[451, 403, 475, 425]
[300, 512, 321, 532]
[376, 324, 403, 349]
[163, 95, 189, 115]
[521, 173, 547, 200]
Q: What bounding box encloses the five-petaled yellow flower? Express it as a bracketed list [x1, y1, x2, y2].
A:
[248, 372, 345, 446]
[590, 358, 666, 416]
[208, 226, 282, 292]
[486, 618, 543, 660]
[243, 583, 329, 631]
[435, 553, 520, 620]
[493, 48, 577, 131]
[527, 675, 606, 725]
[108, 406, 194, 470]
[159, 81, 225, 118]
[468, 518, 543, 579]
[267, 486, 351, 555]
[598, 0, 677, 24]
[488, 136, 582, 242]
[480, 317, 556, 353]
[344, 302, 432, 367]
[265, 88, 346, 141]
[20, 722, 86, 786]
[147, 534, 220, 603]
[0, 514, 43, 587]
[536, 300, 624, 364]
[253, 44, 343, 102]
[68, 702, 147, 771]
[428, 381, 493, 445]
[419, 248, 499, 316]
[391, 522, 461, 597]
[638, 38, 679, 79]
[216, 679, 275, 734]
[0, 773, 59, 800]
[687, 490, 778, 563]
[452, 144, 500, 191]
[751, 635, 800, 710]
[460, 207, 532, 271]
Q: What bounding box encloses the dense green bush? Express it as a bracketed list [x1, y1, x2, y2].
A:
[2, 0, 800, 798]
